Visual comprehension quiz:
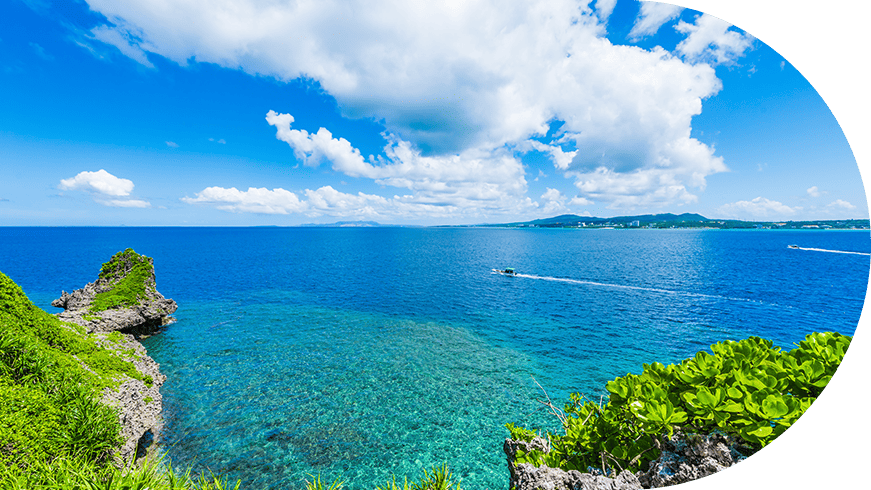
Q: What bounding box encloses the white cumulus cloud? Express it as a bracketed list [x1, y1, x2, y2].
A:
[529, 141, 578, 170]
[629, 2, 684, 40]
[181, 187, 306, 215]
[807, 186, 821, 197]
[82, 0, 748, 215]
[182, 184, 535, 221]
[266, 111, 370, 177]
[717, 197, 798, 219]
[103, 199, 151, 208]
[570, 196, 594, 206]
[676, 14, 754, 66]
[267, 110, 531, 213]
[540, 187, 567, 214]
[59, 169, 151, 208]
[594, 0, 618, 22]
[826, 199, 855, 210]
[60, 169, 134, 197]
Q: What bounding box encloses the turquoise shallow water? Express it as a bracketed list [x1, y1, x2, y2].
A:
[0, 227, 868, 489]
[150, 298, 547, 488]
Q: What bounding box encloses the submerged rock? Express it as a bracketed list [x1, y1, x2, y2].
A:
[52, 248, 174, 465]
[52, 248, 177, 337]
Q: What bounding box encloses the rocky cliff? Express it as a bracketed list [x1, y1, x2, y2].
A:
[52, 248, 177, 337]
[52, 249, 175, 464]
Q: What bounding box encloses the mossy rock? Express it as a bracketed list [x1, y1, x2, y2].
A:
[91, 248, 157, 312]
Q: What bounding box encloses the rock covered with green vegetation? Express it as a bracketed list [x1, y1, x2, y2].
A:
[52, 248, 177, 337]
[505, 332, 851, 489]
[45, 249, 173, 464]
[1, 262, 245, 489]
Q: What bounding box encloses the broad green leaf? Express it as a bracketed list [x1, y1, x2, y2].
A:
[718, 401, 744, 413]
[670, 410, 688, 424]
[696, 387, 722, 408]
[762, 395, 789, 419]
[746, 425, 773, 438]
[727, 386, 744, 399]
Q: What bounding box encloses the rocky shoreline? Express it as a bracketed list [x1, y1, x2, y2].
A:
[504, 428, 746, 490]
[51, 249, 176, 464]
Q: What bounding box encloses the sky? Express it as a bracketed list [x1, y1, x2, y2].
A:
[0, 0, 867, 226]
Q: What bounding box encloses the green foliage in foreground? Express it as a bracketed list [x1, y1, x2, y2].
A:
[507, 332, 851, 476]
[304, 464, 462, 490]
[373, 465, 462, 490]
[90, 248, 155, 312]
[0, 454, 241, 490]
[0, 271, 140, 469]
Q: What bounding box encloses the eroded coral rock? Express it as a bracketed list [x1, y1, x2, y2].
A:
[636, 429, 746, 488]
[505, 428, 746, 490]
[52, 248, 177, 336]
[95, 331, 166, 464]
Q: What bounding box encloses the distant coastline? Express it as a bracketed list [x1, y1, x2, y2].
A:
[444, 213, 869, 230]
[299, 213, 870, 229]
[1, 213, 867, 230]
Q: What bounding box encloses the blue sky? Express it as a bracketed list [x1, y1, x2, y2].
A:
[0, 0, 867, 226]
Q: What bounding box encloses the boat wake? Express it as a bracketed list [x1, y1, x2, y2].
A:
[791, 246, 871, 256]
[502, 272, 767, 305]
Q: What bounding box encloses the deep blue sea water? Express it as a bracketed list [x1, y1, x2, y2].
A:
[0, 227, 868, 489]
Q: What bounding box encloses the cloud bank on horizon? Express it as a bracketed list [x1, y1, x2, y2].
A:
[6, 0, 862, 224]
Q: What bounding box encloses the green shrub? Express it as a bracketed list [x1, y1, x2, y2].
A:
[507, 332, 851, 475]
[0, 381, 64, 468]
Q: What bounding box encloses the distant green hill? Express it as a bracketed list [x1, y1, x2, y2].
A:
[522, 213, 708, 226]
[482, 213, 869, 229]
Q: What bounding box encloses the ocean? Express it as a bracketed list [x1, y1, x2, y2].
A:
[0, 227, 867, 489]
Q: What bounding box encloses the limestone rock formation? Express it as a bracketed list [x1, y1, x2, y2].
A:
[635, 429, 746, 488]
[94, 331, 166, 464]
[52, 248, 177, 337]
[52, 248, 174, 464]
[505, 429, 746, 490]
